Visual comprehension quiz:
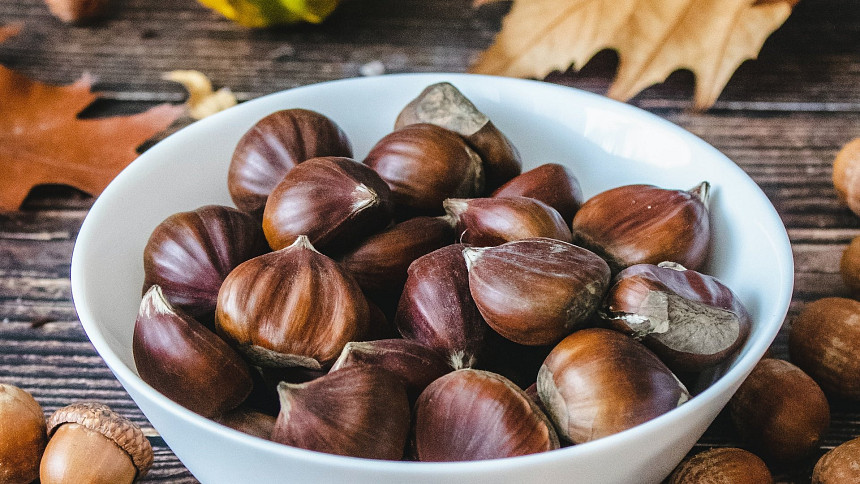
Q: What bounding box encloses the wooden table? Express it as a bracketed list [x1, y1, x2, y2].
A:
[1, 0, 858, 482]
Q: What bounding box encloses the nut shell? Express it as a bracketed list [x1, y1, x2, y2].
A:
[413, 369, 559, 461]
[538, 328, 689, 443]
[813, 436, 860, 484]
[728, 358, 830, 463]
[229, 109, 353, 214]
[262, 156, 393, 252]
[668, 447, 772, 484]
[788, 297, 860, 401]
[364, 123, 484, 214]
[840, 236, 860, 296]
[492, 163, 583, 224]
[46, 402, 153, 478]
[571, 182, 711, 272]
[0, 384, 46, 484]
[444, 196, 572, 247]
[464, 238, 610, 346]
[832, 138, 860, 217]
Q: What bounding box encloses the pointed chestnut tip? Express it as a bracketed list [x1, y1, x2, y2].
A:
[443, 198, 470, 219]
[351, 183, 380, 212]
[286, 234, 321, 254]
[461, 246, 487, 272]
[688, 181, 710, 207]
[140, 284, 175, 319]
[657, 261, 688, 272]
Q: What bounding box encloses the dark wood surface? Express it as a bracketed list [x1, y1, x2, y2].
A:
[1, 0, 858, 482]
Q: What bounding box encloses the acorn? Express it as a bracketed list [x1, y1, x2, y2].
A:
[142, 205, 268, 325]
[491, 163, 584, 224]
[271, 366, 410, 460]
[463, 238, 610, 346]
[395, 244, 490, 369]
[538, 328, 690, 444]
[133, 285, 253, 418]
[228, 109, 353, 215]
[215, 235, 370, 369]
[413, 369, 559, 461]
[394, 82, 521, 191]
[262, 156, 393, 253]
[571, 182, 711, 272]
[603, 262, 752, 372]
[364, 123, 484, 215]
[444, 196, 572, 247]
[0, 384, 46, 484]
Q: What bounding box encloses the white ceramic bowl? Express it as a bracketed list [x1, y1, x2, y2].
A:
[71, 73, 793, 484]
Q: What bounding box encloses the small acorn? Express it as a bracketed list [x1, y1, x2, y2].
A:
[394, 82, 521, 191]
[603, 262, 752, 372]
[262, 156, 393, 252]
[571, 182, 711, 272]
[216, 235, 370, 369]
[364, 123, 484, 215]
[492, 163, 584, 224]
[444, 196, 572, 247]
[228, 109, 353, 215]
[538, 328, 690, 444]
[0, 384, 46, 484]
[272, 366, 410, 460]
[413, 369, 559, 461]
[464, 238, 610, 346]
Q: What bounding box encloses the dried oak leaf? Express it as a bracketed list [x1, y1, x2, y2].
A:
[0, 69, 183, 211]
[471, 0, 798, 110]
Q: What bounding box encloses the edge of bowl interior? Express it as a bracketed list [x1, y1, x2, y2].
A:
[70, 73, 794, 484]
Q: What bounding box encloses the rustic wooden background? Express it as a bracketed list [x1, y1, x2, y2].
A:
[1, 0, 858, 482]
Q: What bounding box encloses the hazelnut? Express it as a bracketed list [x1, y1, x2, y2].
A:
[813, 436, 860, 483]
[668, 447, 772, 484]
[41, 402, 153, 484]
[832, 138, 860, 217]
[728, 358, 830, 463]
[0, 384, 46, 484]
[840, 235, 860, 295]
[788, 297, 860, 401]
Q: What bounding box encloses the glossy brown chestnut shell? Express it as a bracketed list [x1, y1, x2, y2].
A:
[228, 109, 353, 215]
[571, 182, 711, 272]
[272, 366, 410, 460]
[538, 328, 689, 443]
[142, 205, 268, 323]
[395, 244, 489, 369]
[464, 238, 610, 346]
[394, 82, 521, 191]
[338, 216, 455, 299]
[728, 358, 830, 463]
[215, 235, 370, 369]
[134, 285, 253, 417]
[364, 123, 484, 214]
[413, 369, 559, 461]
[604, 262, 752, 372]
[330, 339, 452, 402]
[444, 196, 572, 247]
[262, 156, 393, 252]
[491, 163, 584, 224]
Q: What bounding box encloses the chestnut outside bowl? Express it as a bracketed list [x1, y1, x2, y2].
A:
[71, 73, 793, 484]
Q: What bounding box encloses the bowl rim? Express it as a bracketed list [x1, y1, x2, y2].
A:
[70, 72, 794, 472]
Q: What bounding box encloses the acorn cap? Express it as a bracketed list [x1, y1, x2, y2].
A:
[47, 402, 153, 478]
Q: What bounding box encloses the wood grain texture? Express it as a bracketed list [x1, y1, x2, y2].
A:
[1, 0, 859, 482]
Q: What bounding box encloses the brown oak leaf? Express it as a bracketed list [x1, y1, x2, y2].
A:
[0, 68, 183, 211]
[471, 0, 797, 110]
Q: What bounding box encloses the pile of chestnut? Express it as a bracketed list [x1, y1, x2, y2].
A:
[132, 82, 752, 462]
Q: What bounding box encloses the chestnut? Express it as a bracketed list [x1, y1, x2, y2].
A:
[364, 123, 484, 215]
[395, 244, 489, 369]
[262, 156, 393, 252]
[216, 235, 370, 369]
[603, 262, 752, 372]
[272, 366, 410, 460]
[571, 182, 711, 272]
[728, 358, 830, 464]
[394, 82, 521, 191]
[788, 297, 860, 401]
[142, 204, 268, 324]
[413, 369, 559, 461]
[464, 238, 610, 346]
[133, 285, 253, 418]
[537, 328, 689, 444]
[491, 163, 584, 224]
[444, 196, 572, 246]
[228, 109, 353, 215]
